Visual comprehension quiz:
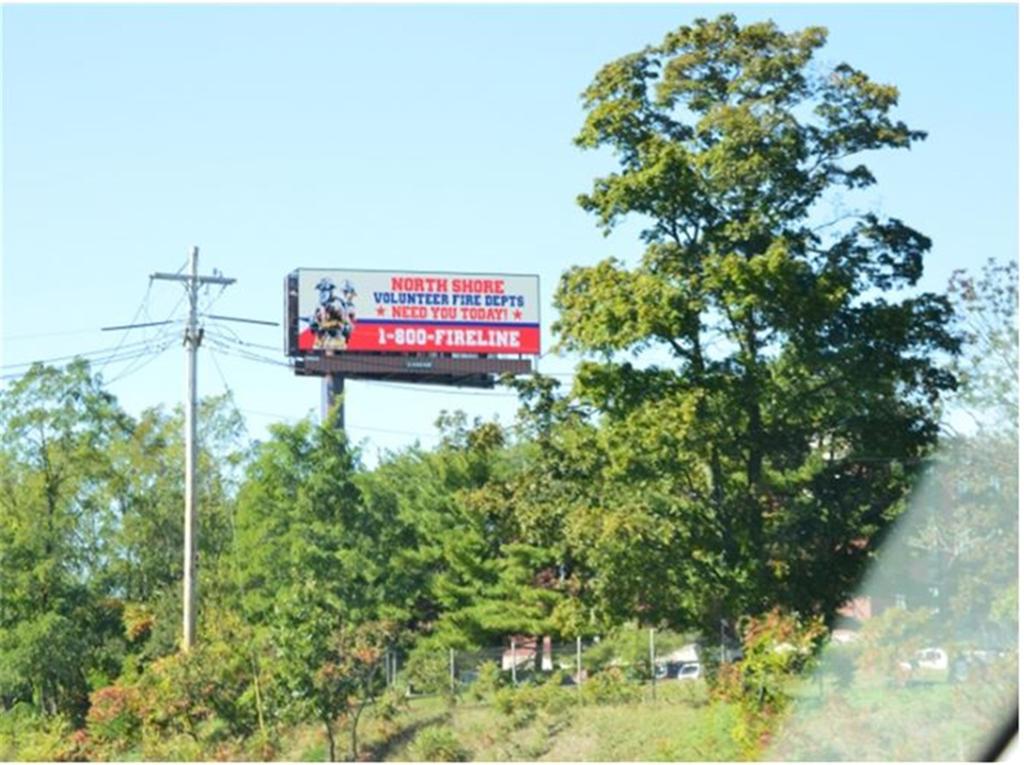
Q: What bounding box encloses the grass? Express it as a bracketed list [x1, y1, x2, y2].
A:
[769, 674, 1015, 761]
[17, 667, 998, 761]
[362, 681, 744, 762]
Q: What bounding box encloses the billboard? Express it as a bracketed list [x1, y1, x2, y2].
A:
[286, 269, 541, 356]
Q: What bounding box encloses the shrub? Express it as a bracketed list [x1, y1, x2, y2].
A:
[402, 648, 450, 697]
[855, 608, 936, 686]
[3, 713, 85, 762]
[819, 643, 858, 690]
[467, 660, 503, 701]
[411, 725, 470, 762]
[85, 684, 141, 752]
[580, 667, 641, 705]
[715, 609, 826, 758]
[371, 687, 410, 741]
[491, 686, 537, 728]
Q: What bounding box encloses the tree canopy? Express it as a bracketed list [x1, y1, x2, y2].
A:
[549, 14, 958, 631]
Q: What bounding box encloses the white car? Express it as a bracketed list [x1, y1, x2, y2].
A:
[677, 661, 701, 680]
[898, 647, 948, 672]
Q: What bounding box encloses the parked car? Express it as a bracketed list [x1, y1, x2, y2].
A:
[677, 661, 701, 680]
[898, 647, 948, 675]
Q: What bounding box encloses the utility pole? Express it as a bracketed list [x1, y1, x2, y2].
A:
[152, 247, 236, 651]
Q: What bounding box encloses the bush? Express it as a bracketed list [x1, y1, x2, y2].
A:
[467, 660, 503, 701]
[1, 713, 86, 762]
[402, 648, 451, 697]
[855, 608, 936, 686]
[411, 725, 470, 762]
[490, 674, 570, 730]
[491, 686, 537, 728]
[580, 667, 641, 706]
[713, 609, 826, 758]
[85, 684, 141, 753]
[819, 643, 858, 690]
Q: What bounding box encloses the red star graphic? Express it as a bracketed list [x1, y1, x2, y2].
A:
[376, 306, 386, 317]
[513, 309, 523, 320]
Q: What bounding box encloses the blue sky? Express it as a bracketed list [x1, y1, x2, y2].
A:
[2, 3, 1018, 462]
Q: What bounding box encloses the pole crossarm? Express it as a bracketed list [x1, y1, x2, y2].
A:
[101, 319, 177, 332]
[151, 272, 236, 286]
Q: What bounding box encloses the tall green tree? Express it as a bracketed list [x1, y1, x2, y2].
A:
[904, 259, 1018, 638]
[231, 414, 411, 760]
[552, 15, 958, 633]
[0, 361, 131, 718]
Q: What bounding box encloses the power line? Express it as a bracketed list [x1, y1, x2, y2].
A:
[2, 328, 111, 341]
[204, 337, 293, 368]
[346, 421, 438, 438]
[98, 279, 154, 374]
[363, 379, 520, 398]
[0, 335, 176, 371]
[204, 325, 281, 352]
[104, 336, 180, 385]
[0, 338, 177, 381]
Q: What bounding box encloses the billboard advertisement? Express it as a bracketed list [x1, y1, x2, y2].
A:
[288, 269, 541, 356]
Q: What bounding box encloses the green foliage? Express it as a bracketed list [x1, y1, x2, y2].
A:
[580, 667, 641, 706]
[491, 673, 569, 731]
[84, 684, 140, 753]
[818, 643, 858, 690]
[543, 11, 957, 641]
[0, 707, 86, 762]
[410, 725, 470, 762]
[887, 258, 1020, 646]
[710, 609, 825, 757]
[467, 660, 504, 701]
[854, 607, 936, 685]
[946, 258, 1018, 433]
[581, 627, 687, 681]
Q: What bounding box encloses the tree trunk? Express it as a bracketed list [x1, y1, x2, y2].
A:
[349, 704, 364, 762]
[323, 717, 336, 762]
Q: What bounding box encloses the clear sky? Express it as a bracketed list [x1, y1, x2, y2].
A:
[2, 3, 1018, 463]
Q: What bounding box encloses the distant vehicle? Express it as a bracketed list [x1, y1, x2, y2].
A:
[898, 647, 948, 673]
[653, 660, 703, 680]
[678, 661, 701, 680]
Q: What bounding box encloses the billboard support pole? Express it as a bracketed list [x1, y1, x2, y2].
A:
[321, 373, 345, 431]
[152, 247, 236, 652]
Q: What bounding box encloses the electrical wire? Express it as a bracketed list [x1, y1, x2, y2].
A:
[97, 280, 154, 375]
[204, 324, 282, 353]
[103, 336, 180, 385]
[0, 337, 177, 382]
[2, 327, 113, 342]
[364, 379, 519, 398]
[346, 422, 438, 439]
[0, 336, 174, 371]
[203, 337, 293, 368]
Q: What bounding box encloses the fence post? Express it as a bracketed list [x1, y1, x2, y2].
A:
[449, 648, 456, 696]
[576, 636, 582, 700]
[649, 628, 656, 701]
[511, 640, 517, 686]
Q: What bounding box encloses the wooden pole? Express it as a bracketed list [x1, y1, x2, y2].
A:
[511, 640, 517, 686]
[649, 628, 657, 700]
[576, 636, 582, 699]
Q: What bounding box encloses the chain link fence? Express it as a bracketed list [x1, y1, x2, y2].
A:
[385, 629, 719, 702]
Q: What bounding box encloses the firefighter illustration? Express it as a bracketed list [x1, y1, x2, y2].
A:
[307, 277, 357, 350]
